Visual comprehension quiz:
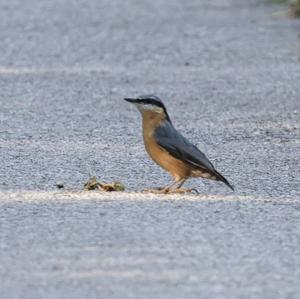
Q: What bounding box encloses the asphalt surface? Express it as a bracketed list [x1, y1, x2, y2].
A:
[0, 0, 300, 298]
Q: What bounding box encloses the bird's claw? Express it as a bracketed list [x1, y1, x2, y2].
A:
[142, 188, 198, 194]
[142, 188, 168, 194]
[168, 188, 199, 194]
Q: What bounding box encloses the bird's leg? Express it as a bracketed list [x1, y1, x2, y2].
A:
[143, 178, 198, 194]
[168, 178, 199, 194]
[160, 179, 182, 193]
[176, 178, 187, 189]
[166, 178, 188, 193]
[159, 178, 192, 194]
[143, 179, 180, 194]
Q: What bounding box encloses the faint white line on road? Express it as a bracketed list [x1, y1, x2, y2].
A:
[35, 268, 200, 282]
[0, 65, 126, 75]
[0, 190, 298, 203]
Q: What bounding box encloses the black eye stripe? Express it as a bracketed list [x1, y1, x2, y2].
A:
[139, 98, 164, 107]
[136, 96, 171, 122]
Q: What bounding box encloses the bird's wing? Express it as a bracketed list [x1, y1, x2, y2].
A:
[154, 122, 234, 190]
[154, 122, 215, 173]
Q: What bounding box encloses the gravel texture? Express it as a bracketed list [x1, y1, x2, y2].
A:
[0, 0, 300, 298]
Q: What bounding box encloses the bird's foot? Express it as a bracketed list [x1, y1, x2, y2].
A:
[142, 187, 168, 194]
[142, 188, 198, 194]
[168, 188, 199, 194]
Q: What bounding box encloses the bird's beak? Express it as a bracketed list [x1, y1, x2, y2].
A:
[124, 98, 138, 104]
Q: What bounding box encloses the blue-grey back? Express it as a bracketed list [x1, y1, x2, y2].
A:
[154, 121, 215, 172]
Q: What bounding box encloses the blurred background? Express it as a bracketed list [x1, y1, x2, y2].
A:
[0, 1, 300, 299]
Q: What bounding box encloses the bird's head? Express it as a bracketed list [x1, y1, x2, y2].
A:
[124, 95, 170, 121]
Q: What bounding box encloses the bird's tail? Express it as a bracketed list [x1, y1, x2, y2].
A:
[214, 170, 234, 191]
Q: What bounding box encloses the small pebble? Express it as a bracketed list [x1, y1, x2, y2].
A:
[56, 182, 65, 189]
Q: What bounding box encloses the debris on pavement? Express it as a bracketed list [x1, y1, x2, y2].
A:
[84, 176, 125, 192]
[55, 182, 65, 189]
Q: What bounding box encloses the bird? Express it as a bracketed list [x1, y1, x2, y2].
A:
[124, 95, 234, 193]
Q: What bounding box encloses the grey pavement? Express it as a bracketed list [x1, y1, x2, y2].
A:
[0, 0, 300, 298]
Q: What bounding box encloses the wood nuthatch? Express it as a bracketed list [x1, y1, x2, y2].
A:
[124, 95, 234, 193]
